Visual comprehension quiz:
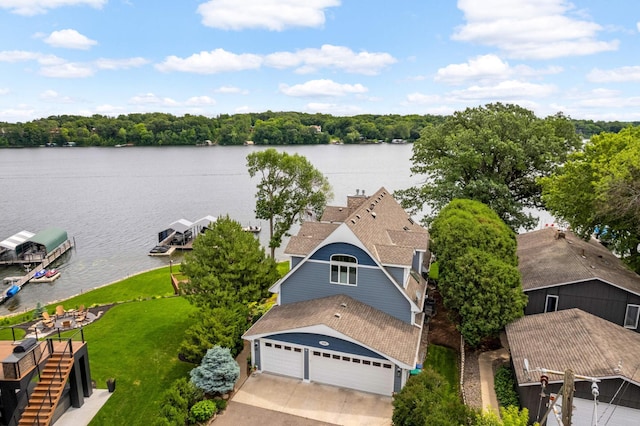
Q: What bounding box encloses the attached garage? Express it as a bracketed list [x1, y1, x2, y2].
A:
[260, 340, 304, 379]
[309, 348, 394, 395]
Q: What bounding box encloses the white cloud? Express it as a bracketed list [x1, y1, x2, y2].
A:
[95, 57, 149, 70]
[40, 62, 94, 78]
[304, 102, 362, 116]
[215, 85, 247, 94]
[44, 29, 96, 50]
[156, 49, 262, 74]
[95, 104, 125, 115]
[0, 0, 106, 16]
[453, 0, 618, 59]
[435, 54, 563, 85]
[279, 79, 367, 97]
[0, 88, 9, 95]
[0, 106, 36, 122]
[185, 96, 216, 106]
[129, 93, 179, 106]
[637, 21, 640, 32]
[587, 66, 640, 82]
[39, 89, 74, 103]
[197, 0, 340, 31]
[0, 50, 64, 65]
[265, 44, 396, 75]
[406, 93, 442, 105]
[450, 80, 555, 100]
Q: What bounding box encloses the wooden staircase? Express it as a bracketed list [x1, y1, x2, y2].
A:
[18, 353, 74, 426]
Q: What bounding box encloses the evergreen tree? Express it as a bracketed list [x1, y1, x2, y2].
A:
[190, 346, 239, 395]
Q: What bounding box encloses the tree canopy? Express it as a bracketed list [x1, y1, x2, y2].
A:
[180, 215, 279, 309]
[398, 103, 581, 230]
[430, 199, 527, 346]
[247, 148, 332, 258]
[392, 367, 473, 426]
[540, 125, 640, 272]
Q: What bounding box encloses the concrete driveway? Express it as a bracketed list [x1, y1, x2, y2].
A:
[225, 373, 393, 426]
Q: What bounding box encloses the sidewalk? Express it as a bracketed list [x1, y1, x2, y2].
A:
[478, 348, 509, 415]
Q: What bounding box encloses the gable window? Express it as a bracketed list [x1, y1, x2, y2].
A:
[330, 254, 357, 286]
[624, 304, 640, 329]
[545, 295, 559, 313]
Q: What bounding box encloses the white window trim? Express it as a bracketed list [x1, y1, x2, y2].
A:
[330, 254, 358, 286]
[624, 304, 640, 329]
[545, 295, 559, 313]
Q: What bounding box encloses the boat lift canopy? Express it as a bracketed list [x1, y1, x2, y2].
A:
[0, 230, 35, 251]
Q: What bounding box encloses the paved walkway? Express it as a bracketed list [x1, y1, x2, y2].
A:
[55, 389, 113, 426]
[478, 348, 510, 415]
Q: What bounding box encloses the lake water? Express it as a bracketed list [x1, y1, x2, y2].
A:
[0, 144, 425, 315]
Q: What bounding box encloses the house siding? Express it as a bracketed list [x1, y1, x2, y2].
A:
[281, 260, 412, 323]
[291, 256, 302, 269]
[524, 279, 640, 331]
[385, 266, 404, 287]
[265, 333, 386, 360]
[310, 242, 378, 266]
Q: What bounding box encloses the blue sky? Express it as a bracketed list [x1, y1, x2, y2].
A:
[1, 0, 639, 123]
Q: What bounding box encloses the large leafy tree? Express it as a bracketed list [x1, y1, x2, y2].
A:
[540, 126, 640, 272]
[180, 215, 279, 309]
[247, 148, 332, 258]
[398, 103, 581, 230]
[430, 199, 527, 346]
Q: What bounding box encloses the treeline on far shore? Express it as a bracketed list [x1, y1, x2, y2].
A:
[0, 110, 636, 148]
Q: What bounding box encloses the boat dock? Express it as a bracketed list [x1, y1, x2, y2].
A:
[0, 239, 74, 303]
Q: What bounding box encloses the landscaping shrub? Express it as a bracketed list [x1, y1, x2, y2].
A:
[214, 399, 227, 412]
[189, 399, 217, 423]
[153, 377, 204, 426]
[494, 365, 520, 408]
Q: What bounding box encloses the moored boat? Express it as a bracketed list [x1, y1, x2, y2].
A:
[33, 269, 47, 279]
[45, 269, 59, 278]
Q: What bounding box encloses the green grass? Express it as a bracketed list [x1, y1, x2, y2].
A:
[424, 344, 458, 392]
[0, 265, 196, 425]
[86, 297, 197, 425]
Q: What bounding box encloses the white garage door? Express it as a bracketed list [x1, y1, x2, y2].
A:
[261, 340, 304, 379]
[567, 397, 640, 426]
[309, 349, 394, 395]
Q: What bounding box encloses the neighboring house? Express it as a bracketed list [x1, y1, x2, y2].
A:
[517, 227, 640, 332]
[506, 309, 640, 425]
[243, 187, 430, 396]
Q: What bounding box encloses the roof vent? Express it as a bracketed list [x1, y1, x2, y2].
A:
[350, 219, 356, 224]
[403, 226, 409, 231]
[339, 207, 343, 211]
[356, 214, 361, 219]
[340, 302, 347, 308]
[356, 189, 360, 195]
[334, 313, 341, 318]
[408, 218, 414, 224]
[371, 212, 377, 218]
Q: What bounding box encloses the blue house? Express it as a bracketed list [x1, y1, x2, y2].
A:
[243, 187, 430, 395]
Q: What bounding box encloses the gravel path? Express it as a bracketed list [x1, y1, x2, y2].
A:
[463, 349, 483, 410]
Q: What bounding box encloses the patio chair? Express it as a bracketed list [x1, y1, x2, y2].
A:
[55, 305, 66, 319]
[75, 305, 86, 323]
[41, 312, 54, 328]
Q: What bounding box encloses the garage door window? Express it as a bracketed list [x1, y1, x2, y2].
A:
[312, 351, 391, 370]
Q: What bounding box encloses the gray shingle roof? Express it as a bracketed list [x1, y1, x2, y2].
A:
[517, 227, 640, 295]
[506, 308, 640, 385]
[243, 294, 422, 367]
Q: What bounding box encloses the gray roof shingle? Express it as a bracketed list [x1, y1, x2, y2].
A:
[506, 308, 640, 385]
[517, 227, 640, 295]
[243, 294, 422, 367]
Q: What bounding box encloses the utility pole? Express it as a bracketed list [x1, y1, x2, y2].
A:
[561, 369, 574, 426]
[525, 359, 598, 426]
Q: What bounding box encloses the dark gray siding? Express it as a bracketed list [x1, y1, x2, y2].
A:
[281, 260, 412, 323]
[524, 279, 640, 332]
[265, 333, 385, 359]
[385, 266, 404, 286]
